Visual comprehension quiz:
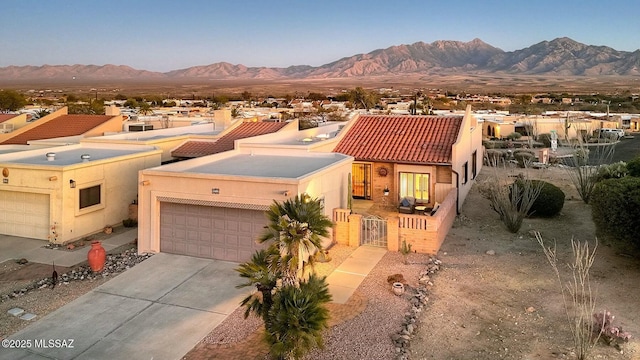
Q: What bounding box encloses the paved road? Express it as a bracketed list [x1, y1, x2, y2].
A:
[612, 135, 640, 163]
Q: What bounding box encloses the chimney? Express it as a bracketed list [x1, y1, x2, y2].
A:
[46, 152, 56, 161]
[81, 154, 91, 162]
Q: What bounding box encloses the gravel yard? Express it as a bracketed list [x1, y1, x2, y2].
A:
[0, 241, 151, 340]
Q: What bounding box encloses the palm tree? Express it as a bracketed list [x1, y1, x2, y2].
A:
[259, 195, 332, 287]
[235, 248, 281, 322]
[237, 195, 334, 359]
[35, 109, 50, 119]
[138, 101, 152, 116]
[264, 274, 332, 360]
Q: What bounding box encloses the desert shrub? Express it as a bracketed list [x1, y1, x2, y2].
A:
[591, 177, 640, 250]
[537, 233, 599, 360]
[538, 133, 552, 147]
[480, 171, 543, 233]
[513, 149, 535, 157]
[513, 179, 564, 217]
[573, 148, 590, 166]
[122, 218, 138, 227]
[485, 149, 506, 166]
[595, 161, 627, 182]
[563, 143, 615, 203]
[483, 140, 495, 149]
[506, 132, 522, 140]
[513, 151, 534, 168]
[626, 155, 640, 177]
[484, 140, 507, 149]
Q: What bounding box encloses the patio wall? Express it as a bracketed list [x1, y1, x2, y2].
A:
[332, 188, 457, 255]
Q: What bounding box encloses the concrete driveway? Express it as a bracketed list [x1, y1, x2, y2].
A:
[1, 253, 250, 360]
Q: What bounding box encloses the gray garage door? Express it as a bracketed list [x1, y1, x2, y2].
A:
[159, 202, 269, 262]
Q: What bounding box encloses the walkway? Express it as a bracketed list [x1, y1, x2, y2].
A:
[0, 228, 138, 267]
[325, 245, 386, 303]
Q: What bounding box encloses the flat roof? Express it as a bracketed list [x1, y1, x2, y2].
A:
[181, 153, 350, 179]
[0, 144, 158, 166]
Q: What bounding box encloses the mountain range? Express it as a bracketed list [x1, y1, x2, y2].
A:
[1, 37, 639, 81]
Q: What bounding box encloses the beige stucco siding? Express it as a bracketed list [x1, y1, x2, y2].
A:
[137, 151, 353, 257]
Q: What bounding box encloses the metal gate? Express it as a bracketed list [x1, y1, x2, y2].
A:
[361, 215, 387, 247]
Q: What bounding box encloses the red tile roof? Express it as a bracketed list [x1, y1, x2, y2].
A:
[0, 114, 17, 123]
[333, 115, 463, 164]
[171, 121, 287, 158]
[1, 115, 114, 145]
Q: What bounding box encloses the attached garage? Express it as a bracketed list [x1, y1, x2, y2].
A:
[138, 151, 353, 261]
[159, 201, 269, 262]
[0, 190, 50, 240]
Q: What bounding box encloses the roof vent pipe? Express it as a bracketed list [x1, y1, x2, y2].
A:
[46, 152, 56, 161]
[81, 154, 91, 162]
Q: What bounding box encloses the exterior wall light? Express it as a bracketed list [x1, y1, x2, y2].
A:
[70, 179, 76, 188]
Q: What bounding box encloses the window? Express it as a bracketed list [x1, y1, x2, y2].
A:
[472, 151, 477, 179]
[462, 162, 468, 185]
[80, 185, 101, 209]
[399, 172, 429, 203]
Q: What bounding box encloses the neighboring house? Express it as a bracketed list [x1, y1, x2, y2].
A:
[0, 113, 29, 135]
[333, 106, 482, 213]
[171, 121, 291, 159]
[137, 149, 352, 262]
[0, 107, 123, 145]
[0, 143, 161, 242]
[123, 109, 233, 132]
[81, 123, 224, 163]
[483, 115, 623, 140]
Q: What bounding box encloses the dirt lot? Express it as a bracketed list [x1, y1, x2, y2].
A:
[410, 166, 640, 359]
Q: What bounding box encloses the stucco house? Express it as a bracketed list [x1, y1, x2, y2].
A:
[137, 149, 352, 262]
[333, 106, 482, 213]
[327, 107, 482, 254]
[0, 107, 123, 145]
[0, 113, 29, 135]
[170, 120, 292, 159]
[136, 106, 483, 259]
[0, 143, 161, 242]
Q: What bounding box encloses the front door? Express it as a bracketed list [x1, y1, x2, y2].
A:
[352, 163, 372, 199]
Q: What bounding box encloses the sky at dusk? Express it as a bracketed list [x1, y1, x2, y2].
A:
[2, 0, 639, 72]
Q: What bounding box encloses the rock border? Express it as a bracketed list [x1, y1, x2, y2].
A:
[391, 256, 442, 360]
[1, 248, 152, 302]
